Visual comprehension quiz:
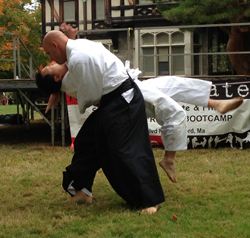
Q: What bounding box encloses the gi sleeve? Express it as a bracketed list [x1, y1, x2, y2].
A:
[68, 59, 103, 114]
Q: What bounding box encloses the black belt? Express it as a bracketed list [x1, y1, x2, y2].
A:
[100, 77, 134, 108]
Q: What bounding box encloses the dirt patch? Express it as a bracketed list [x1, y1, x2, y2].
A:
[0, 119, 71, 146]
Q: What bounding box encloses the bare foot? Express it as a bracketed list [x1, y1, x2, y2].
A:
[214, 97, 244, 114]
[140, 205, 158, 214]
[66, 190, 92, 203]
[159, 158, 178, 183]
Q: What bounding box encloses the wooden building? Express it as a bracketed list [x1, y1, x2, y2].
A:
[40, 0, 233, 77]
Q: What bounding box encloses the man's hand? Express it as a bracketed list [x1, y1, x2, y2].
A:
[45, 92, 60, 113]
[60, 22, 78, 40]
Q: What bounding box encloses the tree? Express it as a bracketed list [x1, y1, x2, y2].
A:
[0, 0, 49, 77]
[158, 0, 250, 75]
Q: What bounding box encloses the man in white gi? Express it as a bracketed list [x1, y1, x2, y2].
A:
[41, 30, 165, 214]
[39, 23, 243, 185]
[126, 68, 243, 183]
[37, 61, 243, 185]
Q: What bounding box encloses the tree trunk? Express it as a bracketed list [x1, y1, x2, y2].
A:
[227, 26, 250, 75]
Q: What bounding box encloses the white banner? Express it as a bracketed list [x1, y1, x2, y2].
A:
[147, 100, 250, 149]
[67, 79, 250, 149]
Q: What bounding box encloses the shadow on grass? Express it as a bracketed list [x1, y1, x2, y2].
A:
[0, 119, 71, 146]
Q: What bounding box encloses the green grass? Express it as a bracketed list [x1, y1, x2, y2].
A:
[0, 104, 23, 115]
[0, 106, 250, 237]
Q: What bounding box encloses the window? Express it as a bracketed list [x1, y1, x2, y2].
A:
[139, 0, 154, 3]
[139, 30, 185, 77]
[193, 33, 201, 75]
[209, 28, 232, 75]
[63, 0, 76, 22]
[96, 0, 105, 20]
[158, 47, 169, 75]
[142, 48, 154, 76]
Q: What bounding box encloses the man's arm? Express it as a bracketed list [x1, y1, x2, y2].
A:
[60, 22, 78, 40]
[45, 92, 60, 114]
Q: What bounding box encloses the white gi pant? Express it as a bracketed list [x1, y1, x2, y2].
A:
[135, 76, 212, 151]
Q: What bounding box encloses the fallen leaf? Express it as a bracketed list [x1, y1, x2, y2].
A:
[172, 215, 178, 220]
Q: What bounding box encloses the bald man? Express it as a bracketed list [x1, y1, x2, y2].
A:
[42, 30, 165, 214]
[55, 23, 244, 184]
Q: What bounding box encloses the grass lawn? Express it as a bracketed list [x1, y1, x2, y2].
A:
[0, 104, 23, 115]
[0, 105, 250, 237]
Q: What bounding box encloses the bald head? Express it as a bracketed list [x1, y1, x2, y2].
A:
[43, 30, 68, 64]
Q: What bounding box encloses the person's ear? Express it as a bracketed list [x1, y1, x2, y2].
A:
[54, 74, 63, 82]
[52, 41, 57, 48]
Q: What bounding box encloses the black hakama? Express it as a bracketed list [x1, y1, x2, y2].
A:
[63, 78, 165, 208]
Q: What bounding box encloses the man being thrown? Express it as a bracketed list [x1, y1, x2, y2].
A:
[37, 62, 244, 184]
[44, 23, 243, 184]
[127, 68, 243, 183]
[40, 30, 165, 214]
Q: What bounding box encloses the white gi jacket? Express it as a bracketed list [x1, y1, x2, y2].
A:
[61, 39, 129, 114]
[127, 68, 212, 151]
[138, 76, 211, 151]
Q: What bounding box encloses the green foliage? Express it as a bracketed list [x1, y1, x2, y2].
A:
[157, 0, 250, 75]
[0, 0, 49, 75]
[0, 69, 13, 79]
[157, 0, 250, 24]
[245, 8, 250, 17]
[210, 43, 231, 72]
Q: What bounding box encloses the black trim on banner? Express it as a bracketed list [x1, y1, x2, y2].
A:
[210, 79, 250, 100]
[187, 130, 250, 150]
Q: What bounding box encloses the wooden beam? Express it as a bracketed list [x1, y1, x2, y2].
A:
[83, 1, 87, 30]
[120, 0, 124, 17]
[75, 0, 79, 28]
[59, 0, 63, 22]
[47, 0, 60, 22]
[91, 0, 96, 29]
[41, 0, 46, 38]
